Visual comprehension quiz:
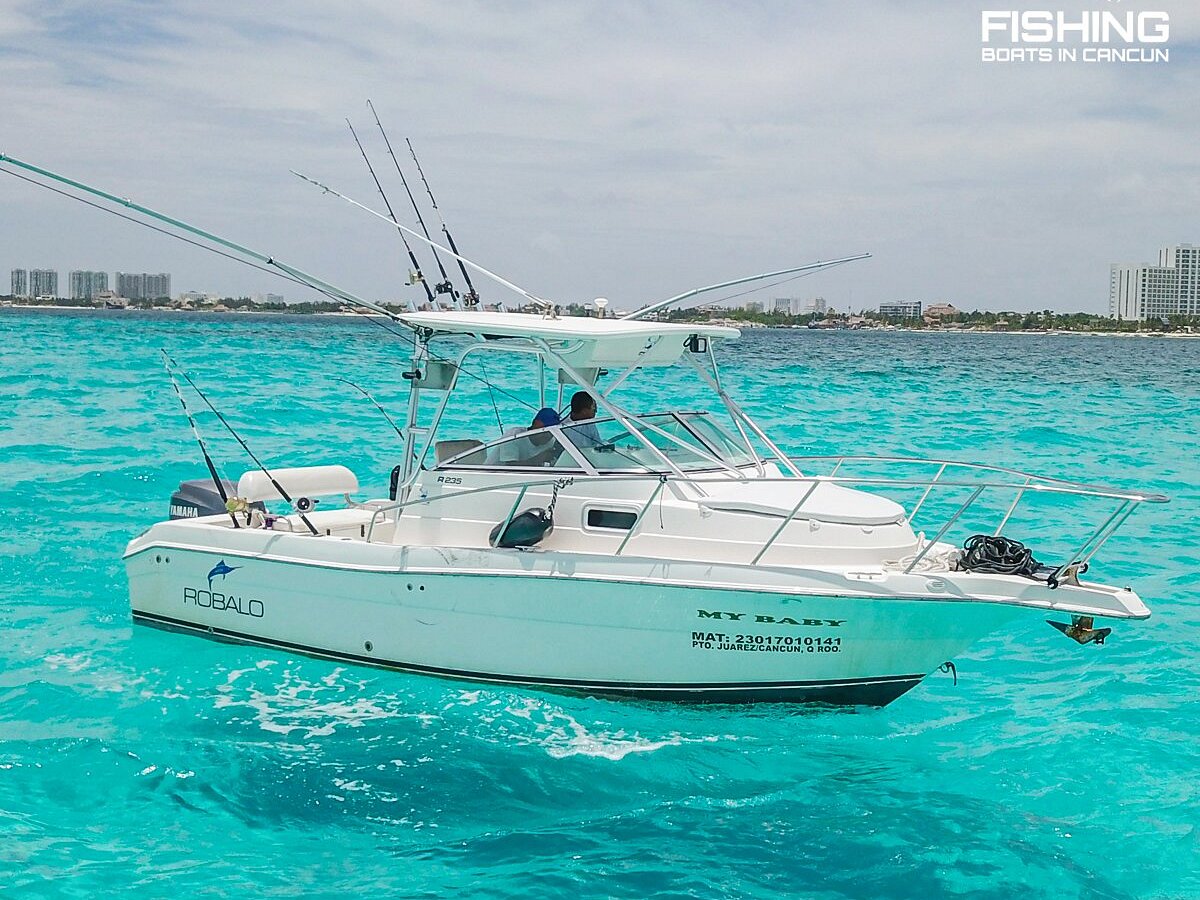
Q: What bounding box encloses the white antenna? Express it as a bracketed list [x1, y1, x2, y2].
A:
[291, 170, 553, 312]
[593, 297, 609, 318]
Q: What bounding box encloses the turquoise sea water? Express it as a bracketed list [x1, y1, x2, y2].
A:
[1, 308, 1197, 898]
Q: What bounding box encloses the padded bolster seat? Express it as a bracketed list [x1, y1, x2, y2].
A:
[237, 465, 358, 502]
[696, 481, 907, 527]
[275, 508, 381, 533]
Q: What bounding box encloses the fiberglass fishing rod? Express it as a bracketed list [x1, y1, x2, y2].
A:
[161, 349, 240, 529]
[331, 377, 405, 440]
[367, 99, 459, 306]
[291, 169, 554, 311]
[406, 137, 480, 308]
[347, 118, 432, 312]
[165, 354, 320, 536]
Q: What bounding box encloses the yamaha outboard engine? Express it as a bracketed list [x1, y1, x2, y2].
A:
[169, 478, 263, 520]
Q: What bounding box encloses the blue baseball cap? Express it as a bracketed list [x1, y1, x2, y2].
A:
[534, 407, 560, 427]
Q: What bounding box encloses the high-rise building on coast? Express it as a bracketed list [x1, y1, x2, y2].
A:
[116, 272, 171, 301]
[70, 270, 109, 300]
[29, 269, 58, 298]
[1110, 244, 1200, 320]
[10, 268, 28, 297]
[879, 300, 922, 319]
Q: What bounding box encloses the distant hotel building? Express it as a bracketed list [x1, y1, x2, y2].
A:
[879, 300, 922, 319]
[1110, 244, 1200, 321]
[10, 268, 28, 297]
[116, 272, 171, 301]
[70, 270, 109, 300]
[29, 269, 58, 298]
[769, 296, 827, 315]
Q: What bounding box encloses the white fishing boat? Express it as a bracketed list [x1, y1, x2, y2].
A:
[124, 305, 1166, 704]
[0, 151, 1165, 705]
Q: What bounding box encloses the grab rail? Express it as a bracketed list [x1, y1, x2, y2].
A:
[356, 456, 1166, 574]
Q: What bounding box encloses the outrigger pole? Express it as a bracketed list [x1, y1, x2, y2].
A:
[407, 137, 481, 308]
[0, 152, 399, 323]
[367, 100, 459, 307]
[622, 253, 873, 320]
[347, 118, 431, 312]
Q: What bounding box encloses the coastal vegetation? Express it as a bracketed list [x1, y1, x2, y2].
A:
[4, 293, 1198, 333]
[667, 306, 1200, 333]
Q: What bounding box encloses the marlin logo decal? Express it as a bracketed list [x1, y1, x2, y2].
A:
[207, 560, 241, 589]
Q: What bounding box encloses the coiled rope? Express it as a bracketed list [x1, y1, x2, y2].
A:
[958, 535, 1044, 578]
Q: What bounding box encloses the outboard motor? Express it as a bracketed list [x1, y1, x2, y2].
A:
[169, 478, 263, 520]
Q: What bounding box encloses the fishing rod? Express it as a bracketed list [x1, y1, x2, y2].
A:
[331, 376, 405, 440]
[164, 353, 320, 536]
[161, 350, 240, 528]
[347, 118, 431, 313]
[291, 169, 554, 311]
[0, 153, 401, 324]
[367, 100, 459, 307]
[407, 137, 480, 308]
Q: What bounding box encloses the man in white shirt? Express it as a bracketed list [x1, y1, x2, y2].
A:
[488, 407, 561, 466]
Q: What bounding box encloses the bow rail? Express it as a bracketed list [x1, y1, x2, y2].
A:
[349, 457, 1165, 582]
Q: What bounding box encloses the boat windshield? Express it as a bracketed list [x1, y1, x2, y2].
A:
[438, 412, 756, 473]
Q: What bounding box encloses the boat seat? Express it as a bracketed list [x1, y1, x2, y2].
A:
[271, 507, 382, 537]
[696, 481, 907, 527]
[437, 439, 484, 463]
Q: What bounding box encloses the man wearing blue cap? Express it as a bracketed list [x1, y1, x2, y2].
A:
[487, 406, 562, 466]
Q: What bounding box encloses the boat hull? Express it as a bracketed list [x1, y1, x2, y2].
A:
[125, 540, 1034, 706]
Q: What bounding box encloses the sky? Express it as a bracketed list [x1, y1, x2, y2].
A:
[1, 0, 1197, 314]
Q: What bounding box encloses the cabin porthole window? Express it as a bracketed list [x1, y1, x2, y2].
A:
[586, 509, 638, 531]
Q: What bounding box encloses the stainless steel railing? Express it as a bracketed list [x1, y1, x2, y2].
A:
[354, 456, 1166, 578]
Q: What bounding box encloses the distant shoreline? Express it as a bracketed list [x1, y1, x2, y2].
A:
[2, 303, 1198, 337]
[0, 303, 373, 318]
